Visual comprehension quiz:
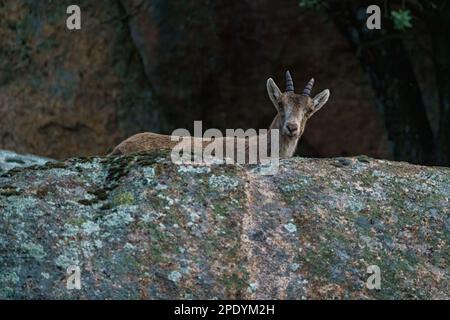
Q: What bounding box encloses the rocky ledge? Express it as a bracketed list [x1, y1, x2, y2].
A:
[0, 151, 448, 299]
[0, 149, 52, 173]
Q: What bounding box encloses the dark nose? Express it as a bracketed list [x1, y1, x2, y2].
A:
[286, 123, 298, 135]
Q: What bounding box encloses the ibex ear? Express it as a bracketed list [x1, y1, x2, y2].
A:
[310, 89, 330, 116]
[266, 78, 282, 111]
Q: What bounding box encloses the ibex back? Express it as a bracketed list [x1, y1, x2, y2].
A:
[109, 71, 330, 159]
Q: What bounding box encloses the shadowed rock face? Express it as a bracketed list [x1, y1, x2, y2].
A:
[0, 151, 448, 299]
[0, 1, 164, 159]
[0, 0, 389, 160]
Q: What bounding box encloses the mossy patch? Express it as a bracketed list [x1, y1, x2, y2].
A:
[112, 192, 135, 207]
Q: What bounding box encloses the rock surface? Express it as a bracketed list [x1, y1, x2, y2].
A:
[0, 151, 448, 299]
[0, 1, 164, 159]
[0, 149, 53, 173]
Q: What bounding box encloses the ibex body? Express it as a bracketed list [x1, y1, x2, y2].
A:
[109, 71, 330, 159]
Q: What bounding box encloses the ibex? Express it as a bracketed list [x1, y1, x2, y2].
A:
[109, 71, 330, 159]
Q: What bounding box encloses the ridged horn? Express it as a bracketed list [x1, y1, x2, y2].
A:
[285, 70, 294, 92]
[302, 78, 315, 96]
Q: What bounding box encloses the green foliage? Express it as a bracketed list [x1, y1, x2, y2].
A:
[391, 9, 413, 30]
[299, 0, 322, 10]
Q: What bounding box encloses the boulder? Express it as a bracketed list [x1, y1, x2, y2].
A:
[0, 151, 448, 299]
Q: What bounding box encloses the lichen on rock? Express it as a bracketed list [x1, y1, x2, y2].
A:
[0, 150, 448, 299]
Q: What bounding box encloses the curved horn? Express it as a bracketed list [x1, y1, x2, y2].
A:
[302, 78, 315, 96]
[285, 70, 294, 92]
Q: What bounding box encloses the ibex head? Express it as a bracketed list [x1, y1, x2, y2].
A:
[266, 71, 330, 138]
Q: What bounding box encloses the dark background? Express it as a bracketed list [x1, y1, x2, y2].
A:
[0, 0, 449, 166]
